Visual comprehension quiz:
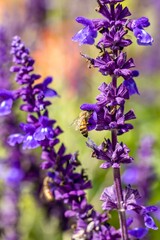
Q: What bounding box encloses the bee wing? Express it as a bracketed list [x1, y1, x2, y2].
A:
[71, 115, 84, 131]
[71, 117, 81, 131]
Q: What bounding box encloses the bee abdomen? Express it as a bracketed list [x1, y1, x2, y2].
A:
[80, 125, 88, 138]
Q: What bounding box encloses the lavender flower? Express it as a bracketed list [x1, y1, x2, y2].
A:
[73, 0, 157, 239]
[5, 36, 117, 239]
[0, 30, 64, 239]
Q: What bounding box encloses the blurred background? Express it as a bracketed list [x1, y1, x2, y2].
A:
[0, 0, 160, 239]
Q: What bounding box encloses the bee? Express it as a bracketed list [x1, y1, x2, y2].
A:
[73, 111, 92, 138]
[41, 176, 54, 202]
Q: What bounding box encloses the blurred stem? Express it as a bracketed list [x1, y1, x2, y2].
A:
[111, 75, 128, 240]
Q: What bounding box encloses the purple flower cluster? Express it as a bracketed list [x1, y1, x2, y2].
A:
[80, 81, 136, 135]
[72, 0, 157, 239]
[1, 36, 121, 239]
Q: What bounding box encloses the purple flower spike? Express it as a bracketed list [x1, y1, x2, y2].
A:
[72, 17, 97, 45]
[131, 17, 153, 46]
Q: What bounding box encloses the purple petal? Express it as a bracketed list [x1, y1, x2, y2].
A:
[100, 162, 112, 169]
[43, 76, 53, 85]
[22, 135, 40, 149]
[0, 89, 14, 99]
[8, 133, 24, 146]
[65, 210, 76, 218]
[126, 218, 133, 227]
[0, 99, 13, 116]
[80, 103, 98, 111]
[72, 26, 97, 45]
[76, 16, 93, 26]
[123, 79, 139, 95]
[132, 70, 139, 77]
[34, 127, 54, 141]
[41, 160, 53, 170]
[128, 228, 148, 239]
[145, 206, 158, 213]
[144, 215, 158, 230]
[6, 167, 24, 184]
[133, 28, 153, 46]
[41, 161, 53, 169]
[44, 88, 59, 97]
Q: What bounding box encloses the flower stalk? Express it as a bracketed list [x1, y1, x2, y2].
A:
[72, 0, 158, 239]
[113, 166, 128, 240]
[112, 119, 128, 239]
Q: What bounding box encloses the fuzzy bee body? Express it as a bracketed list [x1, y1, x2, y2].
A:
[73, 111, 92, 138]
[41, 176, 54, 202]
[79, 116, 89, 137]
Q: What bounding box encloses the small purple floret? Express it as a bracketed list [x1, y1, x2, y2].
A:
[72, 17, 97, 45]
[0, 98, 13, 116]
[131, 17, 153, 46]
[8, 133, 24, 146]
[34, 76, 59, 98]
[123, 78, 139, 95]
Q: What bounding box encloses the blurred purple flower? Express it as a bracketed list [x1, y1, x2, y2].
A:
[0, 89, 14, 116]
[122, 136, 156, 201]
[34, 76, 59, 98]
[33, 116, 56, 141]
